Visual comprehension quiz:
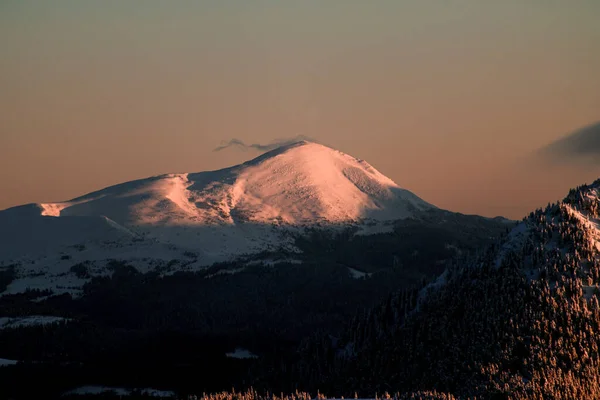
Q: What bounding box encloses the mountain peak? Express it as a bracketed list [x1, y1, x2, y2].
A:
[240, 140, 323, 166]
[241, 140, 347, 167]
[2, 140, 435, 227]
[3, 142, 434, 226]
[0, 143, 436, 269]
[213, 140, 435, 224]
[266, 139, 313, 152]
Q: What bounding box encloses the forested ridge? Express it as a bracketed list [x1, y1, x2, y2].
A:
[271, 180, 600, 399]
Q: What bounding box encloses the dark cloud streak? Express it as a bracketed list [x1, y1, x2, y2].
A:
[539, 121, 600, 165]
[213, 135, 316, 153]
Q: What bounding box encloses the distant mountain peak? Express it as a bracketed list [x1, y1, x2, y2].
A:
[3, 141, 434, 226]
[0, 143, 437, 283]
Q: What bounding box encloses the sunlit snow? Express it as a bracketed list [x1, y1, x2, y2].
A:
[0, 141, 435, 296]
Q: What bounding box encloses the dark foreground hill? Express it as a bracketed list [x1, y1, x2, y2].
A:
[277, 179, 600, 399]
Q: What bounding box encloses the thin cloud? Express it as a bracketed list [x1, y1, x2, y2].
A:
[213, 135, 316, 153]
[539, 121, 600, 165]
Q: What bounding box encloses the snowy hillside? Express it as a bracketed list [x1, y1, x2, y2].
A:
[494, 179, 600, 270]
[0, 141, 437, 295]
[9, 141, 433, 225]
[289, 179, 600, 397]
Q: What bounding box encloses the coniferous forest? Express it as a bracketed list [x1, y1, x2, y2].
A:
[266, 180, 600, 399]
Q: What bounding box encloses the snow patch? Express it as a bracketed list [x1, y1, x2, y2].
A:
[495, 222, 530, 268]
[64, 386, 175, 398]
[205, 267, 246, 279]
[347, 267, 372, 279]
[564, 205, 600, 252]
[0, 358, 18, 367]
[40, 203, 68, 217]
[164, 173, 200, 220]
[0, 315, 67, 329]
[417, 269, 449, 307]
[355, 222, 395, 236]
[225, 348, 258, 359]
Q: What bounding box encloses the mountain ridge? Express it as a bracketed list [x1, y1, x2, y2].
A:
[0, 142, 522, 398]
[284, 177, 600, 398]
[0, 141, 455, 296]
[2, 141, 435, 225]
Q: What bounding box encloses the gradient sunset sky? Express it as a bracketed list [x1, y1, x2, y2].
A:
[1, 1, 599, 218]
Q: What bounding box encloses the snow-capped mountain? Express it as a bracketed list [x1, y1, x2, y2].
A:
[0, 141, 438, 294]
[0, 143, 516, 398]
[8, 141, 433, 225]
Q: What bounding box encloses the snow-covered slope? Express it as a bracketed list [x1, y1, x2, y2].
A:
[0, 141, 436, 295]
[496, 179, 600, 269]
[419, 179, 600, 305]
[18, 141, 433, 226]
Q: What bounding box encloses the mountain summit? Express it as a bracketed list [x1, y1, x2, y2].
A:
[0, 143, 515, 397]
[0, 141, 443, 294]
[9, 141, 434, 226]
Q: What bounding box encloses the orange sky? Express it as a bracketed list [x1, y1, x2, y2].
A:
[1, 1, 599, 219]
